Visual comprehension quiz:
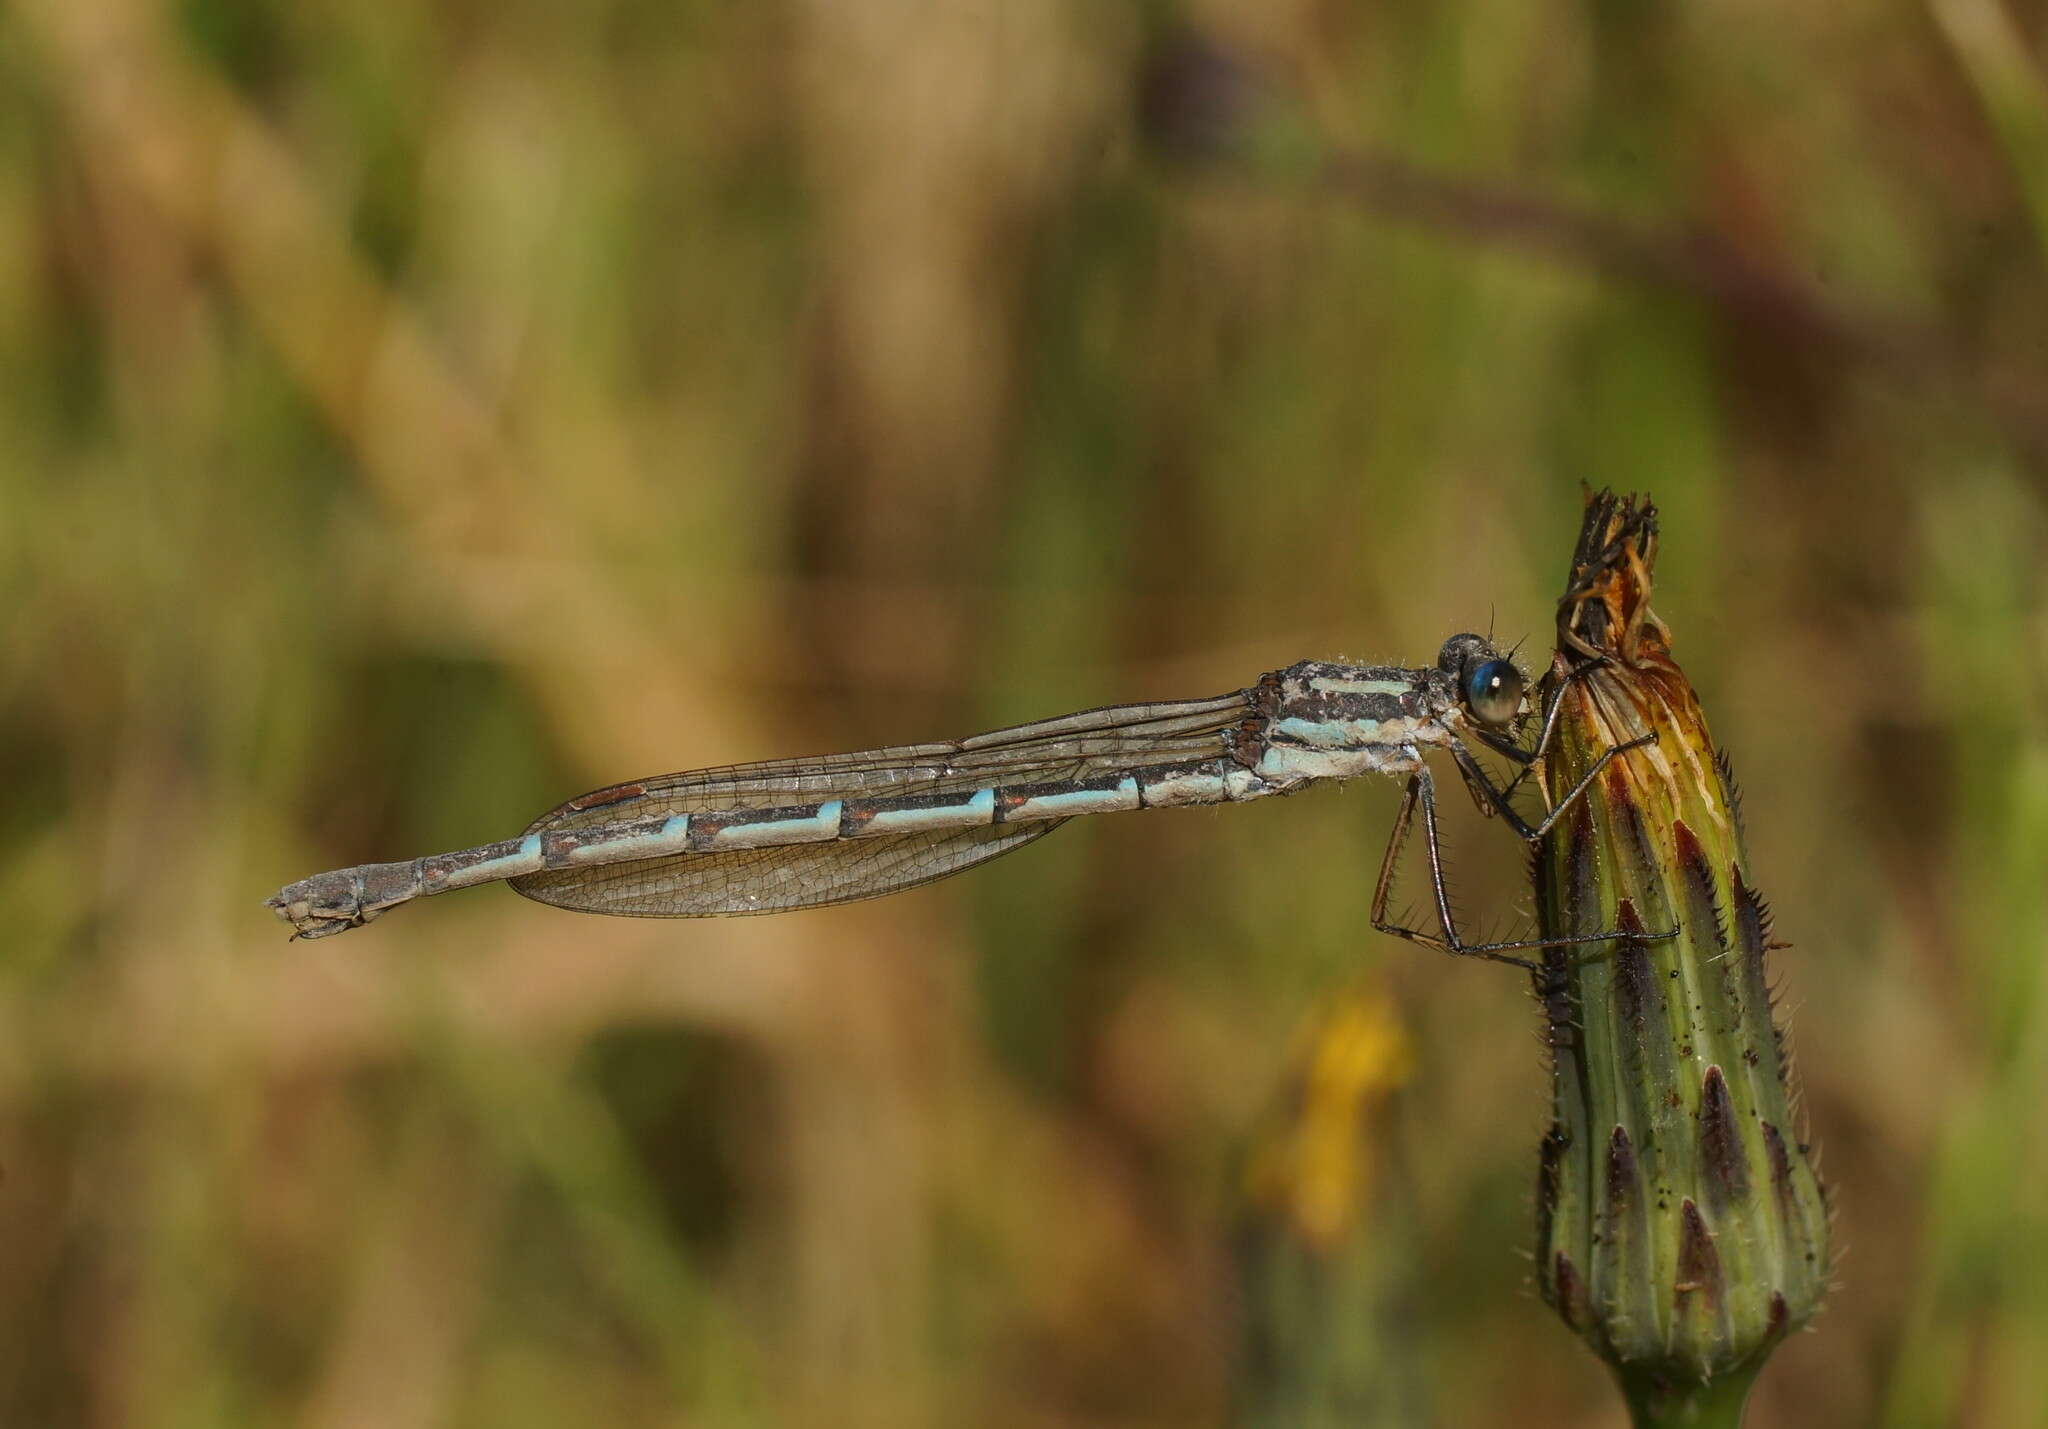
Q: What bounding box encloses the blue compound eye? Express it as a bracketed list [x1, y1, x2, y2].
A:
[1464, 659, 1523, 726]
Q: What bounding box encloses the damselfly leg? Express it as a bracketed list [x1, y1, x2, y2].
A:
[1368, 728, 1669, 970]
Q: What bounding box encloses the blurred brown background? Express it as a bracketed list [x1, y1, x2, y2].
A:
[4, 1, 2046, 1425]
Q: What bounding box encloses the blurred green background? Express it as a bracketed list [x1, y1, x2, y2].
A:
[5, 1, 2047, 1425]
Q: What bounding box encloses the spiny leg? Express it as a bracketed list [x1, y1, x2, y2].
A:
[1368, 766, 1636, 969]
[1368, 770, 1417, 932]
[1453, 734, 1683, 946]
[1369, 768, 1533, 969]
[1454, 733, 1658, 843]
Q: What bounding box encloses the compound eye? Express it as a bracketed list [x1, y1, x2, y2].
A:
[1464, 659, 1523, 726]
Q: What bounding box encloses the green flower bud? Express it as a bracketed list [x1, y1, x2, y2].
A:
[1532, 493, 1829, 1426]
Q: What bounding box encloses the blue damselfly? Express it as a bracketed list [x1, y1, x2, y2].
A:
[266, 634, 1653, 968]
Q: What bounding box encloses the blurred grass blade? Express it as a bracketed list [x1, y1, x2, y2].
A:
[1931, 0, 2048, 259]
[1532, 493, 1829, 1427]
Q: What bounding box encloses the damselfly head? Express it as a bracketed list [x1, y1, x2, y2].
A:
[1437, 632, 1525, 728]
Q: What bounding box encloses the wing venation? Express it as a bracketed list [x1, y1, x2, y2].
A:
[522, 691, 1250, 835]
[510, 820, 1066, 917]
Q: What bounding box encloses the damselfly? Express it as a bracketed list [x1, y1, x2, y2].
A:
[266, 633, 1655, 968]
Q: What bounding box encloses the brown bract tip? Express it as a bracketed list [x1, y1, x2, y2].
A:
[1676, 1198, 1724, 1307]
[1606, 1124, 1639, 1213]
[1698, 1066, 1752, 1208]
[1553, 1251, 1588, 1330]
[1557, 490, 1672, 666]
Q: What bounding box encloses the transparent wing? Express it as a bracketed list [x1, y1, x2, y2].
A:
[519, 692, 1250, 832]
[507, 689, 1250, 917]
[511, 820, 1064, 917]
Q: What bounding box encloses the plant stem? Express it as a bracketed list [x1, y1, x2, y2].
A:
[1619, 1360, 1761, 1429]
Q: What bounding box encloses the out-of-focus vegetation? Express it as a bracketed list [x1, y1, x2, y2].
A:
[3, 1, 2046, 1425]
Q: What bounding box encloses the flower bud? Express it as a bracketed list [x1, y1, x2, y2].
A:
[1532, 493, 1828, 1421]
